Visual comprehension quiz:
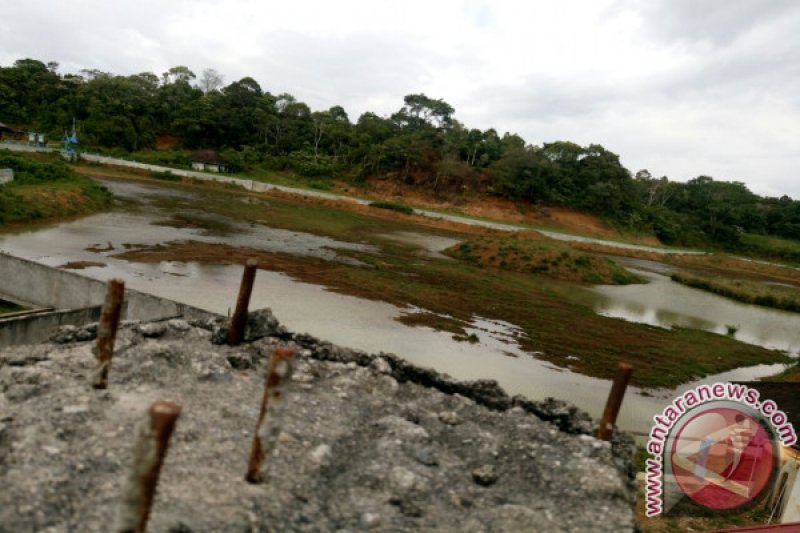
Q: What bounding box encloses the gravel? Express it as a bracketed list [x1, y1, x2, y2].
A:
[0, 309, 637, 532]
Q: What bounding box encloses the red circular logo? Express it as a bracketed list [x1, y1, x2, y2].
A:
[670, 407, 774, 510]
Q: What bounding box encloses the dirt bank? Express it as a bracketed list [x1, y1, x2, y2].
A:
[0, 310, 636, 531]
[360, 177, 659, 244]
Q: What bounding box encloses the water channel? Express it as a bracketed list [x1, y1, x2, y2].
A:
[1, 178, 796, 437]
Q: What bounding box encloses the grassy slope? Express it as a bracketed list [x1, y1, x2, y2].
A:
[740, 233, 800, 265]
[445, 232, 644, 285]
[0, 151, 112, 225]
[671, 271, 800, 312]
[83, 149, 800, 267]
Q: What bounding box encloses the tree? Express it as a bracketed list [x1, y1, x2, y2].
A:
[393, 93, 455, 129]
[310, 107, 352, 161]
[198, 68, 224, 94]
[161, 66, 195, 85]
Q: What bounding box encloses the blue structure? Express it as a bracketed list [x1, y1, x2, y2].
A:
[62, 119, 79, 161]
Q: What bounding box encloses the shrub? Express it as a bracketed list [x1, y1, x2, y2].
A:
[368, 200, 414, 215]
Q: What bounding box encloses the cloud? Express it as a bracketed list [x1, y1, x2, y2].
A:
[0, 0, 798, 197]
[628, 0, 798, 47]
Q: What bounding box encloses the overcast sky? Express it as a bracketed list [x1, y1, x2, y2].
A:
[2, 0, 798, 197]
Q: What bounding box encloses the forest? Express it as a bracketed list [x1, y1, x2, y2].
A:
[2, 58, 799, 254]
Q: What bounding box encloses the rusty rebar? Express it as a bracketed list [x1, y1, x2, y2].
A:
[597, 362, 633, 441]
[115, 401, 182, 533]
[246, 347, 296, 483]
[93, 278, 125, 389]
[228, 259, 258, 346]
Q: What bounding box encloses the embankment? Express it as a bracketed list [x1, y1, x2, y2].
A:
[0, 252, 214, 345]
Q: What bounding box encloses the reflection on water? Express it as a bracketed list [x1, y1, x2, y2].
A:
[0, 178, 375, 268]
[0, 178, 795, 436]
[590, 269, 800, 356]
[377, 231, 462, 259]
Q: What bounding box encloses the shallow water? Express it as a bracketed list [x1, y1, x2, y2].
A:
[589, 269, 800, 356]
[1, 178, 794, 436]
[377, 231, 462, 259]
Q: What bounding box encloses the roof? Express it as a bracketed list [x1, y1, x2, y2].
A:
[0, 122, 23, 133]
[189, 149, 225, 165]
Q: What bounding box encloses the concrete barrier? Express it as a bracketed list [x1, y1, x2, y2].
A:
[0, 168, 13, 185]
[0, 253, 216, 345]
[0, 306, 101, 346]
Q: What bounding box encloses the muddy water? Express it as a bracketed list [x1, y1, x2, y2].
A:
[589, 269, 800, 356]
[377, 231, 462, 259]
[0, 178, 794, 436]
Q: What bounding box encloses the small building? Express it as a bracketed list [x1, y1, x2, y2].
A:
[0, 169, 13, 185]
[189, 150, 228, 173]
[28, 131, 46, 147]
[0, 122, 24, 142]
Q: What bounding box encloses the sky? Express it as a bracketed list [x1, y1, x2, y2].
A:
[1, 0, 798, 198]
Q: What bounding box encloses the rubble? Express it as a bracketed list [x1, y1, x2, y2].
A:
[0, 309, 637, 531]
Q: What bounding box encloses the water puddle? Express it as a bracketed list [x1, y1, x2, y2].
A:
[589, 269, 800, 355]
[1, 178, 795, 437]
[378, 231, 462, 259]
[1, 179, 376, 268]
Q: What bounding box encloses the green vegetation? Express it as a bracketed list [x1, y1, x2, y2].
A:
[0, 298, 26, 315]
[739, 233, 800, 264]
[368, 200, 414, 215]
[765, 359, 800, 382]
[150, 170, 181, 181]
[635, 481, 772, 533]
[2, 57, 800, 262]
[0, 151, 112, 224]
[671, 271, 800, 312]
[112, 176, 790, 388]
[396, 312, 469, 337]
[446, 233, 644, 285]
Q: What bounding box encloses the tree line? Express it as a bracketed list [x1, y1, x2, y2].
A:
[2, 58, 799, 250]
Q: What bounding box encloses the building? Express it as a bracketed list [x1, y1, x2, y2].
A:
[0, 122, 24, 142]
[189, 150, 228, 173]
[27, 131, 46, 147]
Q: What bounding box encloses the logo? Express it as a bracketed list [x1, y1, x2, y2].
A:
[645, 383, 796, 517]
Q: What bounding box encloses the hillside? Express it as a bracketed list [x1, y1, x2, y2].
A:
[2, 57, 800, 263]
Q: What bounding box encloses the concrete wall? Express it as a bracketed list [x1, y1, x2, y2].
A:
[0, 168, 12, 185]
[0, 306, 101, 346]
[0, 252, 215, 332]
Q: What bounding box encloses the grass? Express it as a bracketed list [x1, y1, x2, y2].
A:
[396, 312, 470, 336]
[445, 232, 645, 285]
[671, 271, 800, 312]
[151, 170, 181, 182]
[634, 482, 772, 532]
[101, 173, 793, 389]
[0, 299, 26, 315]
[632, 445, 777, 531]
[763, 358, 800, 382]
[369, 200, 415, 215]
[569, 241, 800, 286]
[0, 151, 112, 226]
[740, 233, 800, 265]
